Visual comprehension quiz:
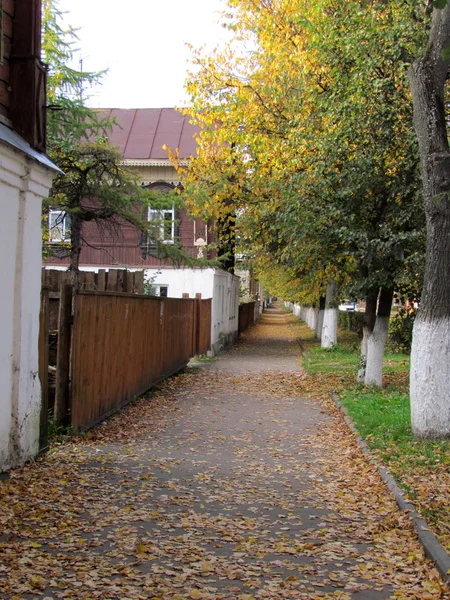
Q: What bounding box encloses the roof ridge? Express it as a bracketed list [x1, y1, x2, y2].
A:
[123, 109, 138, 157]
[148, 108, 163, 159]
[178, 113, 187, 153]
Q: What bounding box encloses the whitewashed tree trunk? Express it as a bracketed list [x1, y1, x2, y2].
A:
[321, 280, 338, 349]
[365, 316, 390, 386]
[309, 307, 318, 331]
[315, 296, 325, 341]
[411, 319, 450, 438]
[409, 4, 450, 437]
[364, 288, 393, 387]
[357, 328, 369, 384]
[357, 293, 377, 384]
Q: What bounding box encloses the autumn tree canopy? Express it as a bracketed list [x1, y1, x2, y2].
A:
[179, 0, 428, 384]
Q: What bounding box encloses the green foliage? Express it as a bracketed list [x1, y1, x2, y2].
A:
[388, 307, 417, 353]
[337, 311, 365, 339]
[47, 410, 75, 441]
[181, 0, 428, 308]
[43, 0, 110, 148]
[143, 270, 162, 296]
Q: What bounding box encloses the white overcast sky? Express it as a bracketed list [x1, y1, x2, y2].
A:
[58, 0, 230, 109]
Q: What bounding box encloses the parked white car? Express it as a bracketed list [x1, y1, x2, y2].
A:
[338, 300, 357, 312]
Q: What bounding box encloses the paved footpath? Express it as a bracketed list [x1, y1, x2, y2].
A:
[0, 307, 446, 599]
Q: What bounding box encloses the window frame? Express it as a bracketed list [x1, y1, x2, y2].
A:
[48, 209, 70, 243]
[148, 205, 175, 244]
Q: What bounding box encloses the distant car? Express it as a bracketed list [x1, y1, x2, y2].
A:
[338, 300, 357, 312]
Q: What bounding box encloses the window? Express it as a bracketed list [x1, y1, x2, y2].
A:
[148, 207, 175, 243]
[49, 210, 71, 242]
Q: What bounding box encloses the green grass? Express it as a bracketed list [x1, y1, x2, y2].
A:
[189, 354, 216, 364]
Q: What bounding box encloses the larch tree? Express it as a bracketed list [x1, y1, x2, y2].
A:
[43, 0, 186, 290]
[408, 1, 450, 438]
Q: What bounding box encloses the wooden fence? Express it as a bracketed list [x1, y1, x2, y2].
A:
[38, 287, 50, 452]
[42, 268, 144, 330]
[54, 291, 212, 432]
[238, 301, 256, 335]
[195, 297, 212, 356]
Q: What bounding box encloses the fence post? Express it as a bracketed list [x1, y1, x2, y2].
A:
[107, 270, 118, 291]
[54, 284, 73, 427]
[135, 271, 144, 294]
[96, 269, 106, 291]
[39, 287, 49, 452]
[195, 296, 202, 356]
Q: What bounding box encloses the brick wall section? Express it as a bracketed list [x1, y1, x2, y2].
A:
[0, 0, 14, 120]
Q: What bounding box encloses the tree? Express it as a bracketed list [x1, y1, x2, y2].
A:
[45, 143, 164, 289]
[408, 2, 450, 438]
[42, 0, 187, 288]
[42, 0, 110, 147]
[181, 0, 427, 384]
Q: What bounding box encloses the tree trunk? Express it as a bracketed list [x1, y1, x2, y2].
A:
[321, 280, 338, 349]
[408, 4, 450, 438]
[309, 306, 318, 331]
[357, 292, 377, 384]
[365, 287, 394, 387]
[70, 214, 82, 292]
[315, 295, 325, 341]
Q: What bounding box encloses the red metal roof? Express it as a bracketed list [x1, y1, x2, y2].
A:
[99, 108, 199, 160]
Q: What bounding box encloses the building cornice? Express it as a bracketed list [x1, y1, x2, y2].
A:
[121, 158, 189, 168]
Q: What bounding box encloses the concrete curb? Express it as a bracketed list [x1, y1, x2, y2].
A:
[329, 393, 450, 583]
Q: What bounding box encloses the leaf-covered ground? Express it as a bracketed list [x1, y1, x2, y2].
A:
[294, 317, 450, 557]
[0, 306, 447, 599]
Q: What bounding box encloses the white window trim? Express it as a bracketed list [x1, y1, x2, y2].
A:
[49, 209, 70, 243]
[155, 285, 168, 297]
[148, 206, 175, 244]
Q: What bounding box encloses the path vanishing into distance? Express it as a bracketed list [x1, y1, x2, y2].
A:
[0, 305, 447, 599]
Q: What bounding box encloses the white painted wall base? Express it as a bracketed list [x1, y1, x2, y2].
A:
[210, 270, 240, 354]
[0, 142, 56, 472]
[411, 317, 450, 438]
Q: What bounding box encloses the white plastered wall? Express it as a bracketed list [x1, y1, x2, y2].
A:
[147, 267, 240, 353]
[144, 267, 216, 299]
[210, 270, 240, 353]
[0, 142, 56, 472]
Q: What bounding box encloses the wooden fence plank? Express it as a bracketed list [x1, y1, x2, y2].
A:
[106, 269, 118, 291]
[238, 301, 256, 335]
[39, 287, 49, 452]
[54, 284, 73, 426]
[97, 269, 106, 291]
[134, 271, 144, 294]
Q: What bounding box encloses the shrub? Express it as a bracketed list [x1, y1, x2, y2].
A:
[388, 308, 416, 353]
[338, 311, 365, 338]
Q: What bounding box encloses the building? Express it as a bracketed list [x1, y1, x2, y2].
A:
[45, 107, 241, 353]
[0, 0, 59, 471]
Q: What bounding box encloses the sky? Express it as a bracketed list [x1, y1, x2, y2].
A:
[58, 0, 230, 109]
